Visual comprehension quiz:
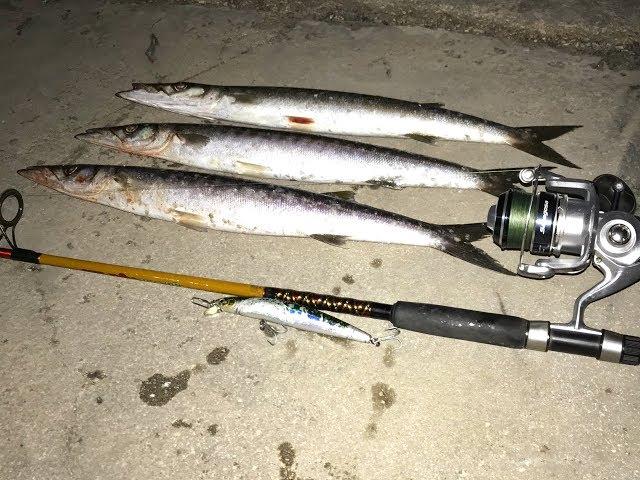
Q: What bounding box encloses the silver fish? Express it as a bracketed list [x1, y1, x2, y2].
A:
[77, 123, 535, 196]
[116, 82, 581, 168]
[196, 296, 396, 345]
[17, 165, 512, 275]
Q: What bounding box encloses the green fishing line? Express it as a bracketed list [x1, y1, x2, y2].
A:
[505, 190, 535, 249]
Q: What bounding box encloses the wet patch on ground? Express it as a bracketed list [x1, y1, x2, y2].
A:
[341, 274, 355, 285]
[172, 419, 192, 428]
[371, 382, 396, 412]
[86, 370, 106, 380]
[369, 258, 382, 268]
[366, 382, 397, 437]
[382, 345, 395, 368]
[277, 441, 297, 480]
[206, 346, 230, 365]
[324, 461, 360, 479]
[139, 370, 191, 406]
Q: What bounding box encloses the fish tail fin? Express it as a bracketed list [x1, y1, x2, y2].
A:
[472, 166, 555, 196]
[438, 235, 515, 276]
[507, 125, 581, 168]
[519, 125, 581, 141]
[436, 222, 514, 275]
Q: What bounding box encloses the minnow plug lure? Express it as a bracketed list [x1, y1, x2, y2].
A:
[193, 296, 400, 346]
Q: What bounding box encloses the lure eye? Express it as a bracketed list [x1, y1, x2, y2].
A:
[124, 125, 138, 134]
[173, 82, 188, 92]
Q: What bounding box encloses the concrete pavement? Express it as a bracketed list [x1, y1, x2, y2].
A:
[1, 1, 640, 479]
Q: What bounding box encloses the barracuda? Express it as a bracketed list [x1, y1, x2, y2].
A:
[116, 82, 581, 168]
[77, 123, 537, 196]
[17, 164, 513, 275]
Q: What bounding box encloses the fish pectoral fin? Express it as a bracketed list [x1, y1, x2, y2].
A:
[322, 190, 356, 202]
[169, 209, 210, 232]
[174, 132, 211, 148]
[405, 133, 438, 144]
[235, 161, 272, 177]
[230, 93, 257, 105]
[310, 234, 348, 247]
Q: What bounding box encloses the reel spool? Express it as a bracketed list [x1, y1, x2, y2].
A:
[487, 168, 637, 279]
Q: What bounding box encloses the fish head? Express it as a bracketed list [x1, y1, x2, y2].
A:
[116, 82, 215, 110]
[76, 124, 173, 155]
[17, 165, 114, 198]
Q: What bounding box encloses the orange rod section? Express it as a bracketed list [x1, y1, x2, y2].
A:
[38, 253, 265, 297]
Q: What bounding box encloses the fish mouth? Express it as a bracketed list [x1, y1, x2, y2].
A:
[116, 82, 162, 100]
[75, 127, 121, 148]
[17, 166, 58, 189]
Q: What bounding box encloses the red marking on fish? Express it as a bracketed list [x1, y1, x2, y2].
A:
[287, 116, 314, 125]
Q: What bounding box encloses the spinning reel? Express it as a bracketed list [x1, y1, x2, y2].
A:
[487, 169, 640, 363]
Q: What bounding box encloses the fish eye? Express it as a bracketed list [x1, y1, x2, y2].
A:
[124, 125, 138, 134]
[62, 166, 79, 177]
[173, 83, 188, 92]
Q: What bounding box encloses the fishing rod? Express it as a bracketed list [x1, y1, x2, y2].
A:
[1, 172, 639, 365]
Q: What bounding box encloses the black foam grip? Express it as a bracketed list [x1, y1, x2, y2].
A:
[391, 302, 529, 348]
[621, 335, 640, 365]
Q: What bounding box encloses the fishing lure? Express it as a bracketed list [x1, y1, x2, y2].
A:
[193, 296, 400, 346]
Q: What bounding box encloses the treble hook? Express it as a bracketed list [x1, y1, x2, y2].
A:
[192, 296, 214, 308]
[371, 326, 401, 347]
[259, 320, 288, 346]
[0, 189, 23, 249]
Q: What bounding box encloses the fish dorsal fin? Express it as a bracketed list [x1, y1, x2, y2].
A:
[174, 132, 211, 148]
[405, 133, 438, 144]
[322, 190, 356, 201]
[310, 234, 348, 247]
[421, 102, 444, 108]
[230, 93, 257, 105]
